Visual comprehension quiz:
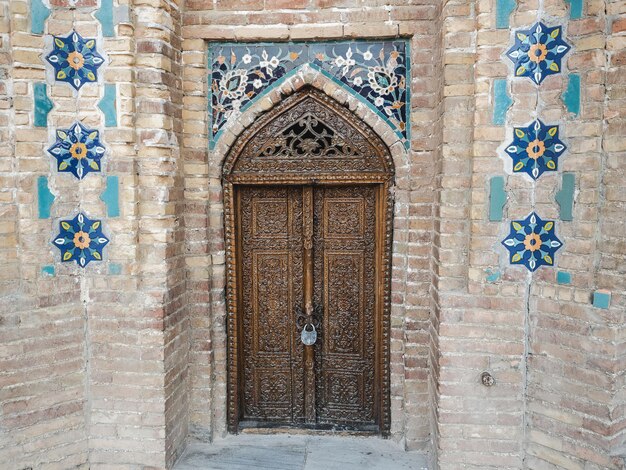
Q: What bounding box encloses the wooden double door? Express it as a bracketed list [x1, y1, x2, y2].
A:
[235, 184, 381, 431]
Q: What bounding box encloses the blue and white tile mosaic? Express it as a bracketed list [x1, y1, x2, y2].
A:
[209, 41, 409, 148]
[502, 212, 563, 271]
[45, 31, 104, 90]
[53, 213, 109, 267]
[506, 22, 571, 85]
[505, 120, 566, 179]
[47, 122, 106, 179]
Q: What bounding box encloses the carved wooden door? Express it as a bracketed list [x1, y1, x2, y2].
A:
[237, 184, 379, 431]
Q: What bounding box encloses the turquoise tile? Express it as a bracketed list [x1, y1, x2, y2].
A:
[98, 84, 118, 127]
[556, 173, 575, 221]
[37, 176, 55, 219]
[489, 176, 507, 221]
[31, 0, 50, 35]
[496, 0, 516, 29]
[493, 79, 512, 125]
[41, 265, 55, 276]
[556, 271, 571, 284]
[100, 175, 120, 217]
[486, 268, 501, 283]
[109, 263, 122, 275]
[562, 74, 581, 116]
[34, 82, 53, 127]
[565, 0, 584, 19]
[592, 290, 611, 309]
[95, 0, 115, 37]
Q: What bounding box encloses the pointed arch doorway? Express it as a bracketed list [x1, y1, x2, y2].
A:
[223, 87, 394, 435]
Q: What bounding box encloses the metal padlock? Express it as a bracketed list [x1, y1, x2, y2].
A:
[300, 323, 317, 346]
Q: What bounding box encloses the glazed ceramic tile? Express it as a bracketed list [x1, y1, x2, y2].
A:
[47, 122, 105, 179]
[45, 31, 104, 90]
[502, 212, 562, 271]
[53, 213, 109, 267]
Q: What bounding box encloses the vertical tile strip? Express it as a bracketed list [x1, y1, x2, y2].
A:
[100, 175, 120, 217]
[564, 0, 584, 19]
[496, 0, 517, 29]
[555, 173, 575, 221]
[37, 176, 55, 219]
[489, 176, 507, 221]
[98, 84, 118, 127]
[30, 0, 50, 35]
[95, 0, 115, 37]
[562, 73, 581, 115]
[492, 79, 513, 125]
[33, 82, 53, 127]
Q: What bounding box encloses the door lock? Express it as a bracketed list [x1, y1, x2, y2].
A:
[300, 323, 317, 346]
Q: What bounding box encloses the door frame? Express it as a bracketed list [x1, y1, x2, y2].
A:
[221, 88, 395, 435]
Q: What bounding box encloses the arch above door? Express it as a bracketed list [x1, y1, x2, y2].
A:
[222, 87, 394, 434]
[223, 87, 394, 184]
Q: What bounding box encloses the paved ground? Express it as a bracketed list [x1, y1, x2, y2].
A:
[174, 433, 430, 470]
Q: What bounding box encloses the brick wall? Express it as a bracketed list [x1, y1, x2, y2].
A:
[0, 2, 90, 468]
[0, 0, 624, 469]
[180, 0, 442, 452]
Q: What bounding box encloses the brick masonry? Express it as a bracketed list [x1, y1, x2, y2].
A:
[0, 0, 624, 469]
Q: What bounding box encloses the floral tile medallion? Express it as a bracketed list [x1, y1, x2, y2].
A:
[505, 120, 566, 179]
[506, 22, 571, 85]
[45, 31, 104, 90]
[502, 212, 562, 271]
[53, 213, 109, 267]
[209, 41, 409, 147]
[47, 122, 105, 179]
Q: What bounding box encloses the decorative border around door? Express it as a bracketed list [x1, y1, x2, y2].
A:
[222, 88, 394, 435]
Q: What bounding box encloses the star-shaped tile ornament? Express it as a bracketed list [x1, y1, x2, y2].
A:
[45, 31, 104, 90]
[53, 213, 109, 267]
[502, 212, 562, 271]
[505, 120, 566, 179]
[506, 22, 571, 85]
[47, 122, 106, 179]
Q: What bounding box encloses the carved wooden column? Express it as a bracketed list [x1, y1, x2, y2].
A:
[302, 186, 316, 423]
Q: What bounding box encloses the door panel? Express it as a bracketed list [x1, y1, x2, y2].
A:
[314, 186, 377, 427]
[239, 186, 304, 422]
[238, 185, 378, 430]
